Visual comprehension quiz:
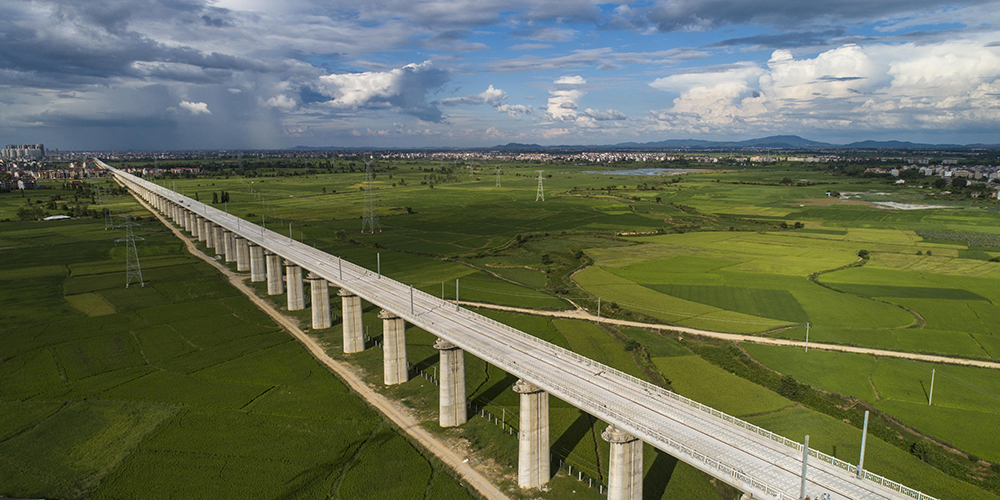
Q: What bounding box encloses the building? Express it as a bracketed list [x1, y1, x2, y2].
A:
[2, 144, 45, 159]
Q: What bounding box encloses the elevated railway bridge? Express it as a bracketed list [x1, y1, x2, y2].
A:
[100, 159, 937, 500]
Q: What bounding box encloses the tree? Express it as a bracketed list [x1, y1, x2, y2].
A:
[932, 178, 947, 189]
[952, 177, 968, 189]
[212, 192, 219, 204]
[780, 177, 794, 185]
[857, 249, 870, 259]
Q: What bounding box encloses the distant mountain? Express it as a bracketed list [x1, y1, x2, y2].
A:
[843, 140, 962, 149]
[493, 143, 544, 150]
[614, 135, 832, 149]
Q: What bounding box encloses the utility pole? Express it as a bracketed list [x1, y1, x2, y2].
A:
[800, 435, 810, 500]
[928, 368, 936, 405]
[804, 322, 810, 352]
[536, 170, 545, 201]
[857, 410, 869, 477]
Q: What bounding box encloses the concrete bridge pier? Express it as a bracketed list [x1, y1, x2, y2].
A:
[380, 309, 408, 385]
[203, 220, 215, 248]
[339, 289, 364, 353]
[514, 379, 550, 488]
[235, 236, 249, 271]
[186, 212, 195, 235]
[603, 425, 643, 500]
[265, 252, 284, 295]
[249, 244, 266, 282]
[213, 225, 225, 255]
[223, 230, 236, 262]
[285, 262, 305, 310]
[183, 211, 192, 233]
[435, 338, 467, 427]
[308, 273, 331, 329]
[195, 216, 206, 241]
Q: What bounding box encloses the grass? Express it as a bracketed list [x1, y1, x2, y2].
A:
[742, 343, 1000, 463]
[0, 192, 476, 500]
[13, 160, 1000, 498]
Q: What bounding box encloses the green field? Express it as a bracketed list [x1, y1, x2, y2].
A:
[8, 157, 1000, 498]
[0, 194, 474, 500]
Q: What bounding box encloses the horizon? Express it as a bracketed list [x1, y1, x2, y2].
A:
[3, 1, 1000, 150]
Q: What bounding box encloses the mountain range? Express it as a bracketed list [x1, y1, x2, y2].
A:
[294, 135, 1000, 151]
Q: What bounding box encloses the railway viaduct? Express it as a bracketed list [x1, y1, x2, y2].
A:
[100, 159, 937, 500]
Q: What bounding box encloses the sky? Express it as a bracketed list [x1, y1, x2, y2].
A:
[3, 0, 1000, 150]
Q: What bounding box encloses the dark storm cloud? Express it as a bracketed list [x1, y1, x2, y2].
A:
[707, 30, 849, 49]
[642, 0, 998, 31]
[0, 0, 267, 88]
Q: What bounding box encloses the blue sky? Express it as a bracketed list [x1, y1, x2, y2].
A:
[2, 0, 1000, 149]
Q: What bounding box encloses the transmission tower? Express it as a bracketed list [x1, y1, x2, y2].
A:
[361, 157, 381, 233]
[496, 166, 502, 187]
[114, 214, 145, 288]
[536, 170, 545, 201]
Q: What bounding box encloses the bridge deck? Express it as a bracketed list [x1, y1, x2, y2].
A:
[103, 160, 935, 500]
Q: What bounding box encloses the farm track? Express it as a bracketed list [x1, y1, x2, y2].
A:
[460, 301, 1000, 371]
[137, 195, 511, 500]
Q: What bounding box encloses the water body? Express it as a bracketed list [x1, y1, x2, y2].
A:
[584, 168, 699, 176]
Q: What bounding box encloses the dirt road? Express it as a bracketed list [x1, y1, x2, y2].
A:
[458, 301, 1000, 370]
[140, 199, 511, 500]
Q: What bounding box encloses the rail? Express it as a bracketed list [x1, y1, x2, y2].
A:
[102, 160, 939, 500]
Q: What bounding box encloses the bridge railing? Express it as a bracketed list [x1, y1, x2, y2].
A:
[108, 164, 939, 500]
[444, 285, 939, 500]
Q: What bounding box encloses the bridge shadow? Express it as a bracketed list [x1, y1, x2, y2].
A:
[550, 411, 599, 480]
[470, 371, 517, 408]
[412, 352, 439, 373]
[643, 450, 678, 500]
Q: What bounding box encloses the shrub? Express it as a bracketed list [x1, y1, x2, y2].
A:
[910, 441, 932, 462]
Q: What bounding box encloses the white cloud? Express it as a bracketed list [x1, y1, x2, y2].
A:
[265, 94, 298, 110]
[178, 101, 211, 115]
[648, 42, 1000, 135]
[315, 61, 449, 121]
[546, 75, 587, 122]
[441, 85, 507, 106]
[440, 85, 533, 118]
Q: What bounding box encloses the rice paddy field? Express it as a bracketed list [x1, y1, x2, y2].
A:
[8, 156, 1000, 498]
[0, 191, 475, 500]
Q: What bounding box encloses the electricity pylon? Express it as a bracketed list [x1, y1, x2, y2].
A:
[536, 170, 545, 201]
[114, 214, 145, 288]
[361, 157, 381, 233]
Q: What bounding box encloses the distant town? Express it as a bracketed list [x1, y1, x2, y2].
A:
[3, 142, 1000, 199]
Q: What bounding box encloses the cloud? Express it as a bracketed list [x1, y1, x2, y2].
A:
[265, 94, 297, 110]
[315, 61, 449, 122]
[490, 47, 707, 73]
[647, 42, 1000, 135]
[440, 85, 533, 118]
[441, 85, 507, 106]
[642, 0, 997, 32]
[178, 100, 211, 114]
[580, 108, 627, 120]
[546, 75, 586, 121]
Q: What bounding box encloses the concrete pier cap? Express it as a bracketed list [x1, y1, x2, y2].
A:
[603, 424, 643, 500]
